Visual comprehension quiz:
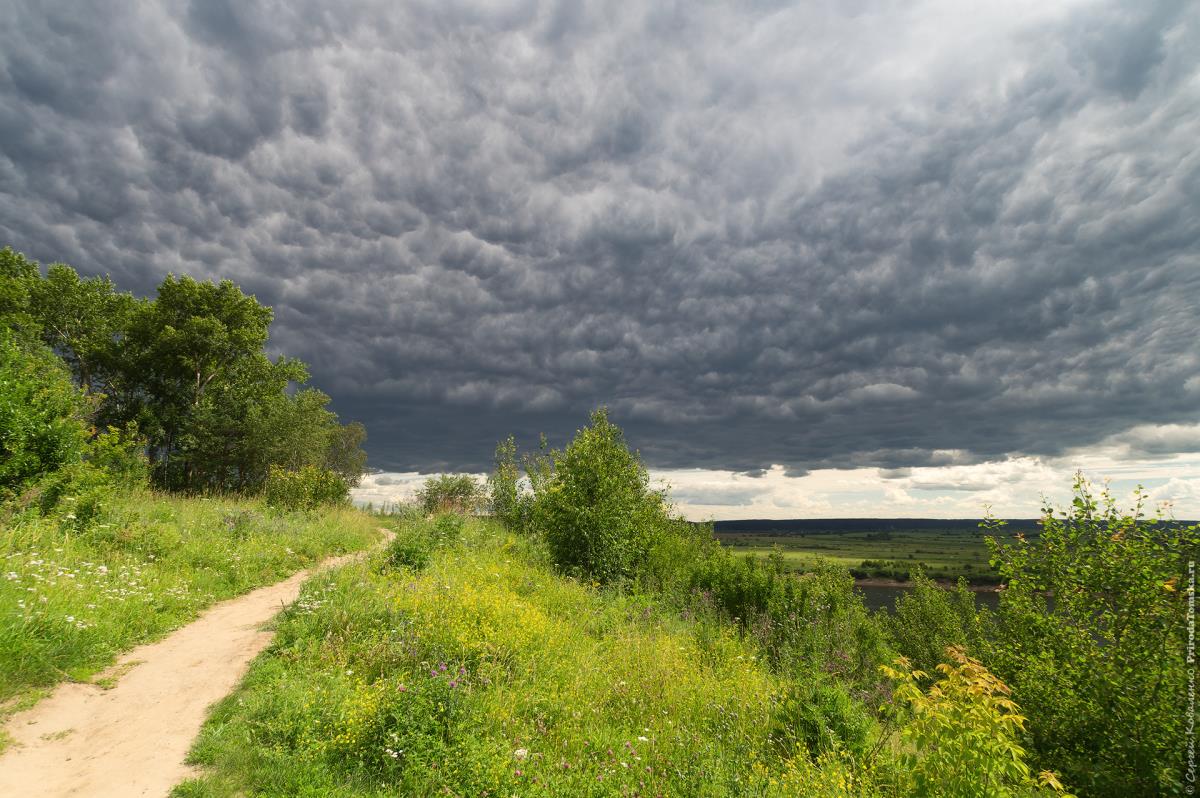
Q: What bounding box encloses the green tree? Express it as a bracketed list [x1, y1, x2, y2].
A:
[416, 474, 484, 515]
[0, 247, 38, 336]
[27, 263, 135, 393]
[882, 647, 1073, 798]
[982, 477, 1197, 797]
[529, 408, 670, 583]
[114, 275, 274, 489]
[325, 421, 368, 487]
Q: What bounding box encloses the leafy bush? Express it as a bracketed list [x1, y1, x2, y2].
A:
[882, 647, 1073, 798]
[382, 513, 465, 572]
[884, 570, 980, 674]
[0, 331, 90, 498]
[528, 408, 671, 583]
[416, 474, 483, 515]
[264, 465, 349, 511]
[487, 435, 523, 528]
[683, 551, 890, 694]
[770, 678, 876, 759]
[980, 478, 1197, 797]
[84, 423, 149, 488]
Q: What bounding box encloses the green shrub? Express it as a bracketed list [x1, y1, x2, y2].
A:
[980, 478, 1197, 797]
[263, 465, 349, 511]
[771, 678, 875, 759]
[415, 474, 483, 515]
[383, 529, 433, 571]
[882, 647, 1073, 798]
[884, 570, 980, 674]
[0, 331, 90, 498]
[529, 408, 670, 583]
[487, 435, 523, 528]
[382, 513, 465, 572]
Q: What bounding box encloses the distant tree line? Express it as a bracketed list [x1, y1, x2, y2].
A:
[1, 246, 366, 500]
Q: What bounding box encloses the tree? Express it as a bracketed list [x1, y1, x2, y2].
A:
[0, 247, 38, 336]
[27, 263, 135, 394]
[416, 474, 484, 515]
[529, 408, 670, 583]
[325, 421, 368, 487]
[882, 647, 1073, 798]
[113, 275, 274, 489]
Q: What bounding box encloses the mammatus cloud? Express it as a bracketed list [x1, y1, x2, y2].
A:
[2, 0, 1198, 488]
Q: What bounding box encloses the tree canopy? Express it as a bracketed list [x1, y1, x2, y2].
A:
[0, 246, 368, 496]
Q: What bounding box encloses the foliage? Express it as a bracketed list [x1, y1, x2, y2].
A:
[0, 331, 91, 498]
[680, 547, 890, 695]
[0, 247, 369, 497]
[487, 435, 523, 528]
[0, 490, 380, 704]
[263, 466, 350, 511]
[981, 477, 1197, 797]
[493, 409, 890, 696]
[383, 513, 464, 572]
[325, 421, 368, 487]
[884, 570, 980, 674]
[770, 678, 876, 759]
[0, 247, 39, 334]
[882, 647, 1073, 798]
[416, 473, 484, 515]
[27, 262, 136, 393]
[528, 408, 671, 583]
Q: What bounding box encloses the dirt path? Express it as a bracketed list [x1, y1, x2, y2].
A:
[0, 530, 392, 798]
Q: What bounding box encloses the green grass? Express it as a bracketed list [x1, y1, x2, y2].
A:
[173, 516, 883, 797]
[716, 529, 1005, 584]
[0, 489, 381, 709]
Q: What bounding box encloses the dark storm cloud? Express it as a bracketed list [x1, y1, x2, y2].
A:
[2, 0, 1198, 472]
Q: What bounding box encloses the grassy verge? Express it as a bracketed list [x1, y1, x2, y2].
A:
[0, 489, 381, 713]
[174, 516, 880, 797]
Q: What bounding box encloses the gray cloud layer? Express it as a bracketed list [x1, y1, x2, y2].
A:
[2, 0, 1198, 472]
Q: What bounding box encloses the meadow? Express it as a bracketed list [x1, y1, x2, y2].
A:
[174, 514, 816, 797]
[713, 522, 1023, 584]
[0, 490, 380, 720]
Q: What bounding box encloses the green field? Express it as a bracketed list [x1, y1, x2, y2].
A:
[715, 526, 1016, 584]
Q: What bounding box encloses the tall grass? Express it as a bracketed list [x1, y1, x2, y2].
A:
[175, 516, 870, 797]
[0, 488, 380, 705]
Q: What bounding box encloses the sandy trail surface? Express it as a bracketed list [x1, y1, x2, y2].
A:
[0, 531, 391, 798]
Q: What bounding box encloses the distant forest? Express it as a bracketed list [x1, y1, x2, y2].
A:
[711, 518, 1040, 534]
[712, 516, 1195, 535]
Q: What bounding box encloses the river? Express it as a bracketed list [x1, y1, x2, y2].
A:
[857, 582, 1001, 613]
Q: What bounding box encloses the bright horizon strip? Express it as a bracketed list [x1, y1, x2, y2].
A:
[352, 445, 1200, 522]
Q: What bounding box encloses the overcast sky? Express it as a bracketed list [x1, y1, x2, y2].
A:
[2, 0, 1198, 517]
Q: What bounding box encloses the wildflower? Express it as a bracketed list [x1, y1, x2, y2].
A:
[398, 685, 407, 692]
[637, 736, 649, 742]
[514, 748, 529, 761]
